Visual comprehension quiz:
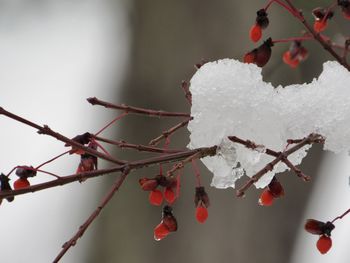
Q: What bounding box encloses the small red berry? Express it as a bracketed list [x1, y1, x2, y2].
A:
[283, 51, 299, 68]
[164, 187, 176, 204]
[196, 205, 208, 223]
[149, 189, 163, 206]
[154, 222, 170, 241]
[13, 178, 30, 190]
[317, 235, 332, 254]
[314, 20, 327, 33]
[250, 24, 262, 43]
[259, 188, 274, 206]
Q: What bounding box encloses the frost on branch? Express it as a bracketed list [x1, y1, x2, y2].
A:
[188, 59, 350, 189]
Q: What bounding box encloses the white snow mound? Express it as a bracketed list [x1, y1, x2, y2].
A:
[188, 59, 350, 189]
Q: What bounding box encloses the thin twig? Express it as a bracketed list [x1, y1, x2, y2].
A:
[0, 107, 126, 165]
[149, 117, 192, 146]
[0, 146, 217, 199]
[331, 208, 350, 223]
[53, 168, 130, 263]
[87, 97, 190, 118]
[93, 135, 183, 154]
[233, 133, 323, 197]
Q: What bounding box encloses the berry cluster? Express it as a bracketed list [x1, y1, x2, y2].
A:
[305, 219, 335, 254]
[140, 164, 210, 240]
[244, 0, 350, 69]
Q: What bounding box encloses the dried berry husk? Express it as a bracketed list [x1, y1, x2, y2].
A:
[268, 177, 284, 198]
[162, 205, 178, 232]
[255, 38, 273, 67]
[15, 166, 37, 178]
[312, 7, 334, 20]
[256, 9, 269, 29]
[305, 219, 335, 236]
[194, 186, 210, 207]
[0, 173, 14, 202]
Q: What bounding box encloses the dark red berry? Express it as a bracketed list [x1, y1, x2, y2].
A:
[76, 154, 97, 174]
[317, 235, 332, 254]
[162, 205, 178, 232]
[268, 177, 284, 198]
[305, 219, 335, 236]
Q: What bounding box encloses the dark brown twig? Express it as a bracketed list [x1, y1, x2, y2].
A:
[230, 133, 323, 197]
[0, 107, 126, 165]
[53, 168, 130, 263]
[87, 97, 190, 118]
[181, 80, 192, 105]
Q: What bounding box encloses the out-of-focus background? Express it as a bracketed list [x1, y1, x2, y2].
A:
[1, 0, 350, 262]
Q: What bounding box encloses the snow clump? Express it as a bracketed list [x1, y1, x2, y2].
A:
[187, 59, 350, 189]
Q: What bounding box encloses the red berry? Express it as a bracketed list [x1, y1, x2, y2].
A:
[13, 178, 30, 190]
[149, 189, 163, 206]
[139, 178, 158, 191]
[259, 188, 274, 206]
[314, 20, 327, 33]
[283, 51, 299, 68]
[164, 187, 176, 204]
[196, 205, 208, 223]
[154, 222, 170, 241]
[250, 24, 262, 43]
[317, 235, 332, 254]
[244, 51, 257, 64]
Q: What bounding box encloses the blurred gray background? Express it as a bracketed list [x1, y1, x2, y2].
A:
[2, 0, 350, 262]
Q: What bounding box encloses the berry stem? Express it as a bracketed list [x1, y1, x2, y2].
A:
[272, 36, 313, 44]
[94, 112, 128, 136]
[264, 0, 301, 19]
[36, 150, 70, 169]
[192, 160, 202, 187]
[331, 208, 350, 223]
[149, 117, 192, 146]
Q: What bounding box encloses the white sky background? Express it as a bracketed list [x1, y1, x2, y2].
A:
[0, 1, 128, 262]
[290, 153, 350, 263]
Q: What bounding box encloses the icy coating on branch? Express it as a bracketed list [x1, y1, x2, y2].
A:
[188, 59, 350, 189]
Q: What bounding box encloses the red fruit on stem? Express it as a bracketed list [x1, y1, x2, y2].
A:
[13, 178, 30, 190]
[283, 51, 299, 68]
[314, 20, 327, 33]
[164, 187, 176, 204]
[317, 235, 332, 254]
[196, 205, 208, 223]
[259, 188, 274, 206]
[154, 222, 170, 241]
[250, 24, 262, 43]
[149, 189, 163, 206]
